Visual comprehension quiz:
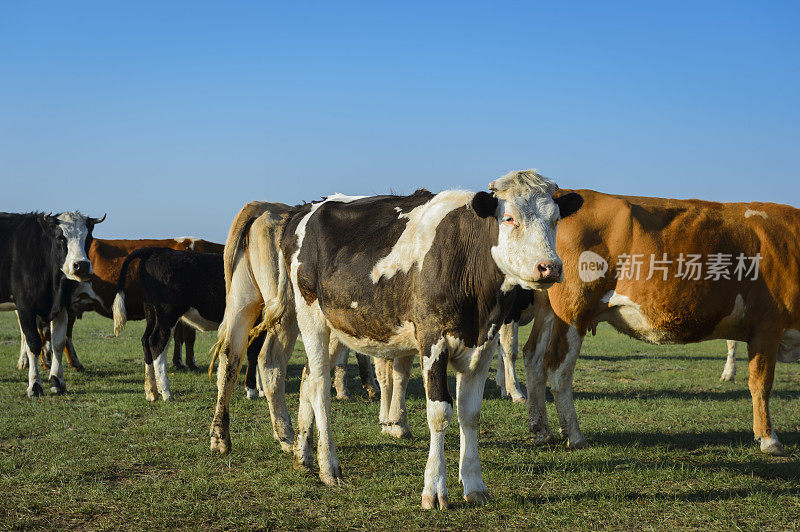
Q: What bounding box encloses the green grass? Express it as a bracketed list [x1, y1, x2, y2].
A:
[1, 312, 799, 530]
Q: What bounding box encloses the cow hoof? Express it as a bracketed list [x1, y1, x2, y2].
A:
[145, 391, 158, 402]
[187, 364, 199, 372]
[421, 492, 448, 510]
[719, 373, 735, 382]
[334, 390, 351, 401]
[530, 430, 554, 446]
[381, 423, 412, 439]
[761, 438, 787, 456]
[210, 435, 231, 455]
[17, 359, 28, 371]
[464, 490, 490, 506]
[567, 438, 589, 450]
[73, 363, 86, 373]
[172, 363, 186, 372]
[278, 440, 294, 453]
[49, 377, 66, 395]
[293, 455, 313, 472]
[319, 467, 344, 486]
[27, 382, 44, 397]
[245, 387, 259, 400]
[161, 393, 174, 402]
[511, 395, 527, 404]
[364, 384, 380, 401]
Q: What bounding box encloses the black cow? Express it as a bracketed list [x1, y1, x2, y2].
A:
[112, 247, 226, 401]
[0, 211, 104, 396]
[210, 171, 583, 509]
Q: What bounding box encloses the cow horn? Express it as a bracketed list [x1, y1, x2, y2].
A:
[488, 181, 497, 191]
[91, 213, 107, 224]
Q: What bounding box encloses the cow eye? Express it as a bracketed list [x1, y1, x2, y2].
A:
[502, 215, 518, 226]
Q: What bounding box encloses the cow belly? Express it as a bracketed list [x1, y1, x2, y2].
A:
[778, 329, 800, 363]
[595, 290, 750, 345]
[595, 291, 698, 344]
[180, 308, 220, 332]
[330, 321, 418, 359]
[595, 291, 668, 343]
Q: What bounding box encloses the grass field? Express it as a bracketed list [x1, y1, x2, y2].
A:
[1, 312, 799, 530]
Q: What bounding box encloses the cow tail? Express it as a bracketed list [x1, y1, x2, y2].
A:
[112, 247, 155, 337]
[208, 319, 226, 379]
[249, 248, 288, 341]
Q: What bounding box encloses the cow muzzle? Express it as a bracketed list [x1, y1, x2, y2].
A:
[536, 261, 563, 283]
[71, 260, 93, 281]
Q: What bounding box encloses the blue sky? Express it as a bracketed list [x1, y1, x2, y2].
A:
[1, 1, 798, 241]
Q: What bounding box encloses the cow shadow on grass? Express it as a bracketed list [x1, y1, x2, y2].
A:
[590, 428, 800, 453]
[484, 428, 800, 455]
[499, 454, 800, 481]
[510, 485, 800, 506]
[580, 352, 731, 363]
[573, 388, 800, 402]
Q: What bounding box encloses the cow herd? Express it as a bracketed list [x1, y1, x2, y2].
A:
[2, 169, 798, 509]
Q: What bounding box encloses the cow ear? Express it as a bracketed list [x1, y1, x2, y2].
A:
[471, 191, 498, 218]
[555, 192, 583, 219]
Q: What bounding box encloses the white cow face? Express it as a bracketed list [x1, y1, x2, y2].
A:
[472, 170, 583, 290]
[54, 212, 104, 282]
[494, 193, 563, 289]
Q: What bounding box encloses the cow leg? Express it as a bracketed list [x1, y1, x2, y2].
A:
[356, 353, 380, 400]
[210, 266, 263, 455]
[244, 330, 262, 399]
[63, 312, 84, 372]
[497, 322, 526, 403]
[149, 324, 175, 402]
[420, 337, 452, 510]
[172, 323, 186, 371]
[17, 338, 28, 370]
[457, 347, 493, 505]
[258, 322, 298, 453]
[141, 305, 160, 401]
[16, 312, 28, 370]
[18, 311, 44, 397]
[375, 357, 394, 432]
[183, 326, 197, 371]
[332, 342, 351, 400]
[523, 315, 555, 445]
[294, 363, 315, 470]
[720, 340, 738, 382]
[38, 322, 52, 369]
[294, 301, 342, 486]
[48, 309, 69, 394]
[384, 355, 412, 439]
[747, 333, 785, 456]
[548, 326, 588, 449]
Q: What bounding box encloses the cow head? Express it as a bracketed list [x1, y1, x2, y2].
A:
[472, 170, 582, 290]
[45, 212, 105, 282]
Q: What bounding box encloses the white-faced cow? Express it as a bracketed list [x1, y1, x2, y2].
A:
[521, 189, 800, 456]
[13, 237, 225, 374]
[209, 171, 583, 509]
[0, 211, 104, 396]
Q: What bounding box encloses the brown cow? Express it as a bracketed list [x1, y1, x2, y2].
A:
[16, 237, 224, 372]
[522, 189, 799, 456]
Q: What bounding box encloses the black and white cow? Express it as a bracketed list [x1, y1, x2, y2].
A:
[112, 247, 226, 401]
[210, 171, 583, 509]
[0, 212, 104, 396]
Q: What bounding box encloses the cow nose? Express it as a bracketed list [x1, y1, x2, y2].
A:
[537, 262, 562, 281]
[73, 261, 92, 277]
